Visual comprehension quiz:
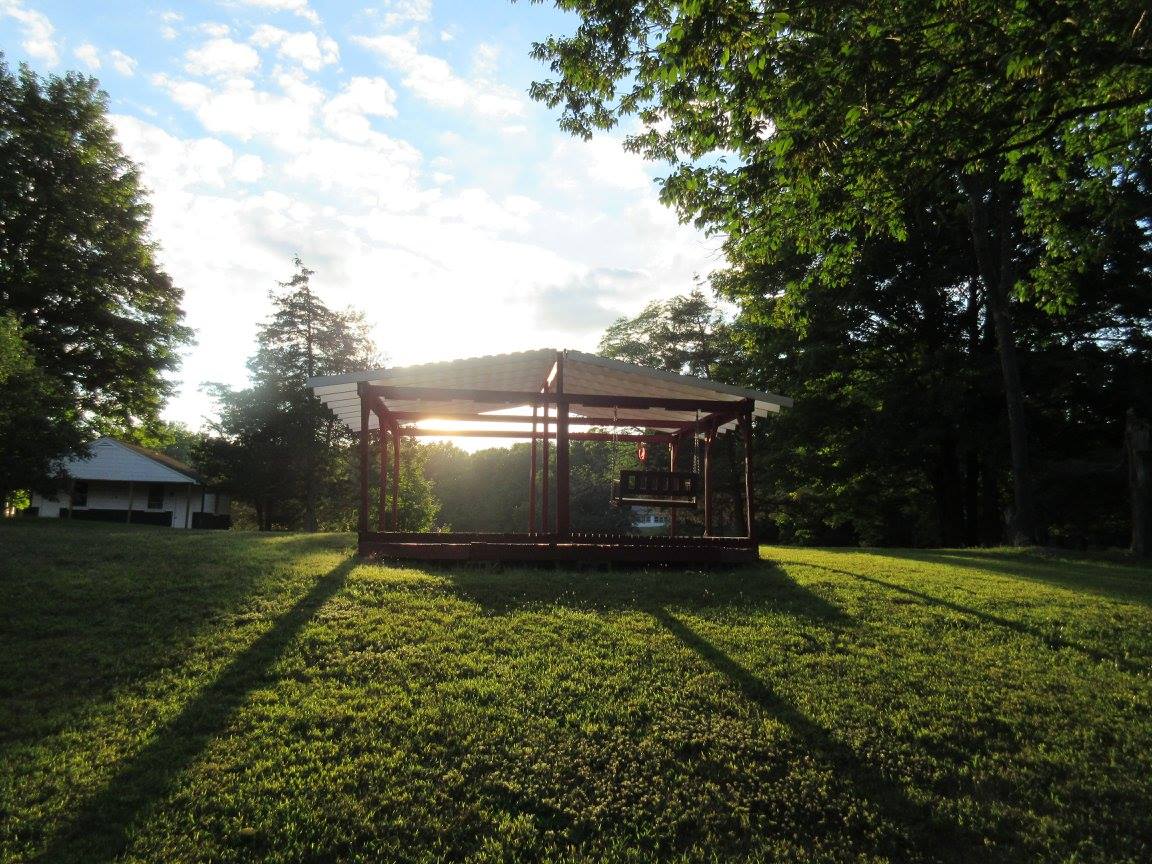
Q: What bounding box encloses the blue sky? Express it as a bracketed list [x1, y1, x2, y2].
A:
[1, 0, 720, 431]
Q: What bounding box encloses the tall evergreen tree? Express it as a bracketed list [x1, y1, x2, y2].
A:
[201, 258, 409, 532]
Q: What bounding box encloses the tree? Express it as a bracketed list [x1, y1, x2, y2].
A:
[0, 58, 191, 438]
[529, 1, 1151, 544]
[599, 289, 730, 377]
[423, 440, 634, 533]
[0, 313, 87, 511]
[200, 258, 416, 532]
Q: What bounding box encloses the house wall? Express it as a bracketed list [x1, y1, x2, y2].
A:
[31, 481, 228, 529]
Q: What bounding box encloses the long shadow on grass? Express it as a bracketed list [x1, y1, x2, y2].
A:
[443, 560, 850, 623]
[653, 608, 982, 862]
[780, 559, 1147, 674]
[840, 548, 1152, 607]
[34, 556, 356, 864]
[0, 525, 320, 761]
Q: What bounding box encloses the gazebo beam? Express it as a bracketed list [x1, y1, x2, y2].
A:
[362, 384, 743, 413]
[397, 428, 670, 442]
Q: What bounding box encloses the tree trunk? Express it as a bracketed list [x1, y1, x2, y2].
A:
[1128, 410, 1151, 557]
[962, 174, 1039, 545]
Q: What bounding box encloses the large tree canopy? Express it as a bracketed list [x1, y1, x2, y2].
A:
[0, 58, 191, 437]
[530, 0, 1151, 544]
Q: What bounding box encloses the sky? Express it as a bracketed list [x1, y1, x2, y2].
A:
[0, 0, 722, 435]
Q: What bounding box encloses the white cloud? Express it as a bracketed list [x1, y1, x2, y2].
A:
[74, 42, 100, 70]
[322, 76, 398, 142]
[283, 135, 424, 206]
[109, 50, 137, 76]
[251, 25, 339, 71]
[153, 72, 324, 143]
[115, 8, 718, 441]
[185, 37, 261, 77]
[547, 137, 654, 193]
[234, 0, 320, 26]
[159, 10, 182, 40]
[354, 33, 524, 119]
[233, 153, 265, 183]
[112, 114, 253, 189]
[199, 22, 231, 38]
[377, 0, 431, 29]
[1, 0, 59, 65]
[472, 43, 499, 76]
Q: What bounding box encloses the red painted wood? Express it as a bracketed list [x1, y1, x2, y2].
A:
[542, 385, 550, 533]
[529, 404, 537, 533]
[740, 410, 756, 544]
[357, 536, 759, 564]
[364, 383, 743, 413]
[391, 420, 400, 529]
[378, 426, 388, 531]
[555, 352, 570, 539]
[395, 429, 669, 441]
[379, 410, 697, 428]
[358, 391, 369, 534]
[703, 431, 714, 536]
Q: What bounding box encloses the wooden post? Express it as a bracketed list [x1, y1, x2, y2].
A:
[669, 440, 678, 538]
[378, 424, 388, 532]
[358, 387, 370, 535]
[703, 430, 714, 537]
[542, 387, 550, 534]
[67, 476, 74, 520]
[529, 404, 537, 533]
[555, 352, 570, 539]
[184, 483, 192, 528]
[391, 421, 400, 530]
[740, 407, 756, 544]
[126, 481, 134, 524]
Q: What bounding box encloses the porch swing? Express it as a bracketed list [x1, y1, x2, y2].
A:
[610, 408, 701, 509]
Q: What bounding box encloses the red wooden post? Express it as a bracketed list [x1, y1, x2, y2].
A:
[554, 352, 570, 539]
[378, 423, 388, 532]
[542, 386, 550, 534]
[358, 387, 369, 535]
[703, 430, 714, 537]
[529, 403, 537, 533]
[391, 421, 400, 530]
[740, 407, 756, 544]
[669, 440, 678, 538]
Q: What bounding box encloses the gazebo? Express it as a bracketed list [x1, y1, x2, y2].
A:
[309, 349, 791, 564]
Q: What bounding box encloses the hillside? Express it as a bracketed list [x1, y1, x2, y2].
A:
[1, 521, 1150, 863]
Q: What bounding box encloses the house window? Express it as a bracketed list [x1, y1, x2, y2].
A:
[147, 484, 165, 509]
[72, 481, 88, 508]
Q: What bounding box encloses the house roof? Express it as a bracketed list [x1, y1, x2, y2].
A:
[309, 348, 792, 433]
[64, 438, 204, 484]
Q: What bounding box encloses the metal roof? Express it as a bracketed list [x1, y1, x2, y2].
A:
[309, 348, 792, 433]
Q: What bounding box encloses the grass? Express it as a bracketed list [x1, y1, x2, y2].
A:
[1, 520, 1150, 863]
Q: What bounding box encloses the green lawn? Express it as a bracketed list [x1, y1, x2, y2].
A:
[1, 521, 1150, 863]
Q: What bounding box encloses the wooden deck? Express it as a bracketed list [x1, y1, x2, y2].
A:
[359, 531, 759, 564]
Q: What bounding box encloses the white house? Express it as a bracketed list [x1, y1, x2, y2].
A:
[29, 437, 231, 529]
